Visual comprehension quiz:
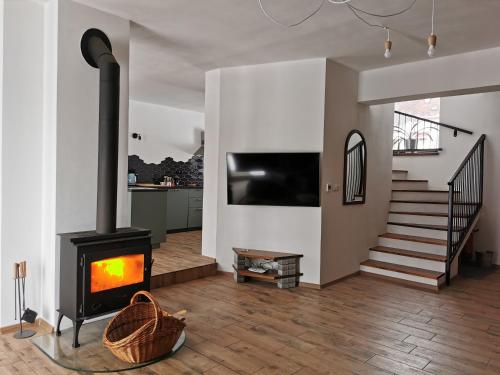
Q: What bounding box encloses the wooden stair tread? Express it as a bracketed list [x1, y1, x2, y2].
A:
[387, 221, 466, 233]
[361, 260, 444, 279]
[391, 200, 477, 205]
[392, 189, 448, 193]
[370, 246, 446, 262]
[389, 211, 448, 217]
[391, 199, 448, 204]
[389, 211, 471, 218]
[392, 169, 408, 173]
[392, 179, 428, 182]
[379, 232, 447, 246]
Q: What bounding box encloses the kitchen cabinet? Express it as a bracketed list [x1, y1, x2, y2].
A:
[130, 190, 167, 248]
[188, 207, 203, 228]
[166, 189, 189, 231]
[166, 188, 203, 232]
[187, 189, 203, 229]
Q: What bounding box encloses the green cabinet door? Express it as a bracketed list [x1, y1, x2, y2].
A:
[187, 207, 203, 228]
[166, 189, 189, 231]
[131, 191, 168, 248]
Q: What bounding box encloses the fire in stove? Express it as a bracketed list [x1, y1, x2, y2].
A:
[91, 255, 145, 293]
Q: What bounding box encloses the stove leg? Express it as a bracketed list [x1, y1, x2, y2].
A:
[56, 311, 64, 336]
[72, 320, 83, 348]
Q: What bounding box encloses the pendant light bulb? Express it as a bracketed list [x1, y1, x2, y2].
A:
[427, 34, 437, 57]
[384, 45, 392, 59]
[383, 28, 392, 59]
[427, 0, 437, 57]
[427, 45, 435, 57]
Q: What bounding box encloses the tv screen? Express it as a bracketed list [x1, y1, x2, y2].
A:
[226, 152, 320, 207]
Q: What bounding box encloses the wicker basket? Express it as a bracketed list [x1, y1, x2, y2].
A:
[103, 291, 186, 364]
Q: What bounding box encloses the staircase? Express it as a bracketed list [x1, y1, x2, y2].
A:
[361, 134, 486, 292]
[361, 170, 448, 291]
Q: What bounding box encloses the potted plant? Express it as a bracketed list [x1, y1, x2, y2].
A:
[393, 120, 439, 150]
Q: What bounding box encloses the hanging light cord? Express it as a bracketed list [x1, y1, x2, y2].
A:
[431, 0, 435, 35]
[258, 0, 417, 28]
[347, 0, 417, 18]
[258, 0, 326, 28]
[348, 6, 385, 29]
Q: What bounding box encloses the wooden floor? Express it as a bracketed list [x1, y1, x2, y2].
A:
[152, 231, 214, 276]
[151, 230, 217, 289]
[2, 269, 500, 374]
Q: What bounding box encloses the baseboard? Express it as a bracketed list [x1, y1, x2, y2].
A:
[0, 317, 54, 335]
[300, 271, 360, 290]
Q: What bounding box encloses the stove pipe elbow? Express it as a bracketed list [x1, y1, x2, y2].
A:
[81, 29, 120, 234]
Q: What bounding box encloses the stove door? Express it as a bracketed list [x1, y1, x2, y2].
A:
[81, 238, 152, 318]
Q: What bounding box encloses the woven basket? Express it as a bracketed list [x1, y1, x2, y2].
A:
[103, 291, 186, 364]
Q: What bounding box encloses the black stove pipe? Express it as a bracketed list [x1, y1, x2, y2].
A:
[81, 29, 120, 234]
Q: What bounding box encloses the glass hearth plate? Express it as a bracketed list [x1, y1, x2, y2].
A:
[31, 318, 186, 373]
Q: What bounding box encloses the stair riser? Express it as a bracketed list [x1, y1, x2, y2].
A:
[392, 181, 428, 190]
[378, 237, 447, 256]
[392, 171, 408, 179]
[360, 265, 439, 286]
[386, 224, 448, 240]
[388, 214, 468, 227]
[388, 213, 448, 226]
[369, 251, 446, 272]
[392, 191, 449, 201]
[390, 202, 448, 214]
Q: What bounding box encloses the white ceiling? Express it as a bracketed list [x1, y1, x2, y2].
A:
[75, 0, 500, 112]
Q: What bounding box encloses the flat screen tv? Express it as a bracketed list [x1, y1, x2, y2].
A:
[226, 152, 320, 207]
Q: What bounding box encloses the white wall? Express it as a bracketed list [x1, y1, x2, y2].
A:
[0, 0, 130, 326]
[0, 0, 45, 327]
[0, 0, 130, 328]
[51, 0, 130, 326]
[201, 70, 221, 259]
[203, 59, 326, 284]
[40, 0, 58, 326]
[320, 61, 393, 284]
[394, 92, 500, 265]
[0, 0, 4, 327]
[129, 100, 204, 164]
[359, 47, 500, 105]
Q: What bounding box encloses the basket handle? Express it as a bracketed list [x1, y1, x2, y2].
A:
[130, 291, 162, 333]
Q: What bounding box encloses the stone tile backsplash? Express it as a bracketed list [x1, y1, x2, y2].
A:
[128, 154, 203, 187]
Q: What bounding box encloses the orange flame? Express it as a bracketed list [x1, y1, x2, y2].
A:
[91, 254, 144, 293]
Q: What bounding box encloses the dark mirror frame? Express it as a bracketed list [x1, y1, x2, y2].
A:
[343, 129, 367, 205]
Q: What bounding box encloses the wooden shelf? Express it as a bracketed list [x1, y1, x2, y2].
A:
[233, 248, 303, 261]
[232, 265, 303, 281]
[233, 248, 303, 289]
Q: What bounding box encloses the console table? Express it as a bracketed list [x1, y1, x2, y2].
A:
[232, 248, 303, 289]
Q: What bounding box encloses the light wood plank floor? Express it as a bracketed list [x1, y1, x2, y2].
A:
[152, 231, 215, 276]
[2, 269, 500, 374]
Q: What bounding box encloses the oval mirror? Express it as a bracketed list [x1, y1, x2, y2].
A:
[343, 130, 367, 205]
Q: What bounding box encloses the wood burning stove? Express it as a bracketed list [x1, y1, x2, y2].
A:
[57, 29, 153, 348]
[57, 229, 152, 348]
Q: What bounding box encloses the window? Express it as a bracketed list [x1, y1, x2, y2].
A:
[394, 98, 440, 152]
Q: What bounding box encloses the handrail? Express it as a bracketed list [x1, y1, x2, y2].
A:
[445, 134, 486, 285]
[394, 110, 473, 136]
[347, 140, 364, 154]
[448, 134, 486, 183]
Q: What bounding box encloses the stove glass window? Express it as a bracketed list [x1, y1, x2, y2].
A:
[90, 254, 144, 293]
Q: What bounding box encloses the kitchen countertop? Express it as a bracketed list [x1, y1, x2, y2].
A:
[128, 184, 203, 192]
